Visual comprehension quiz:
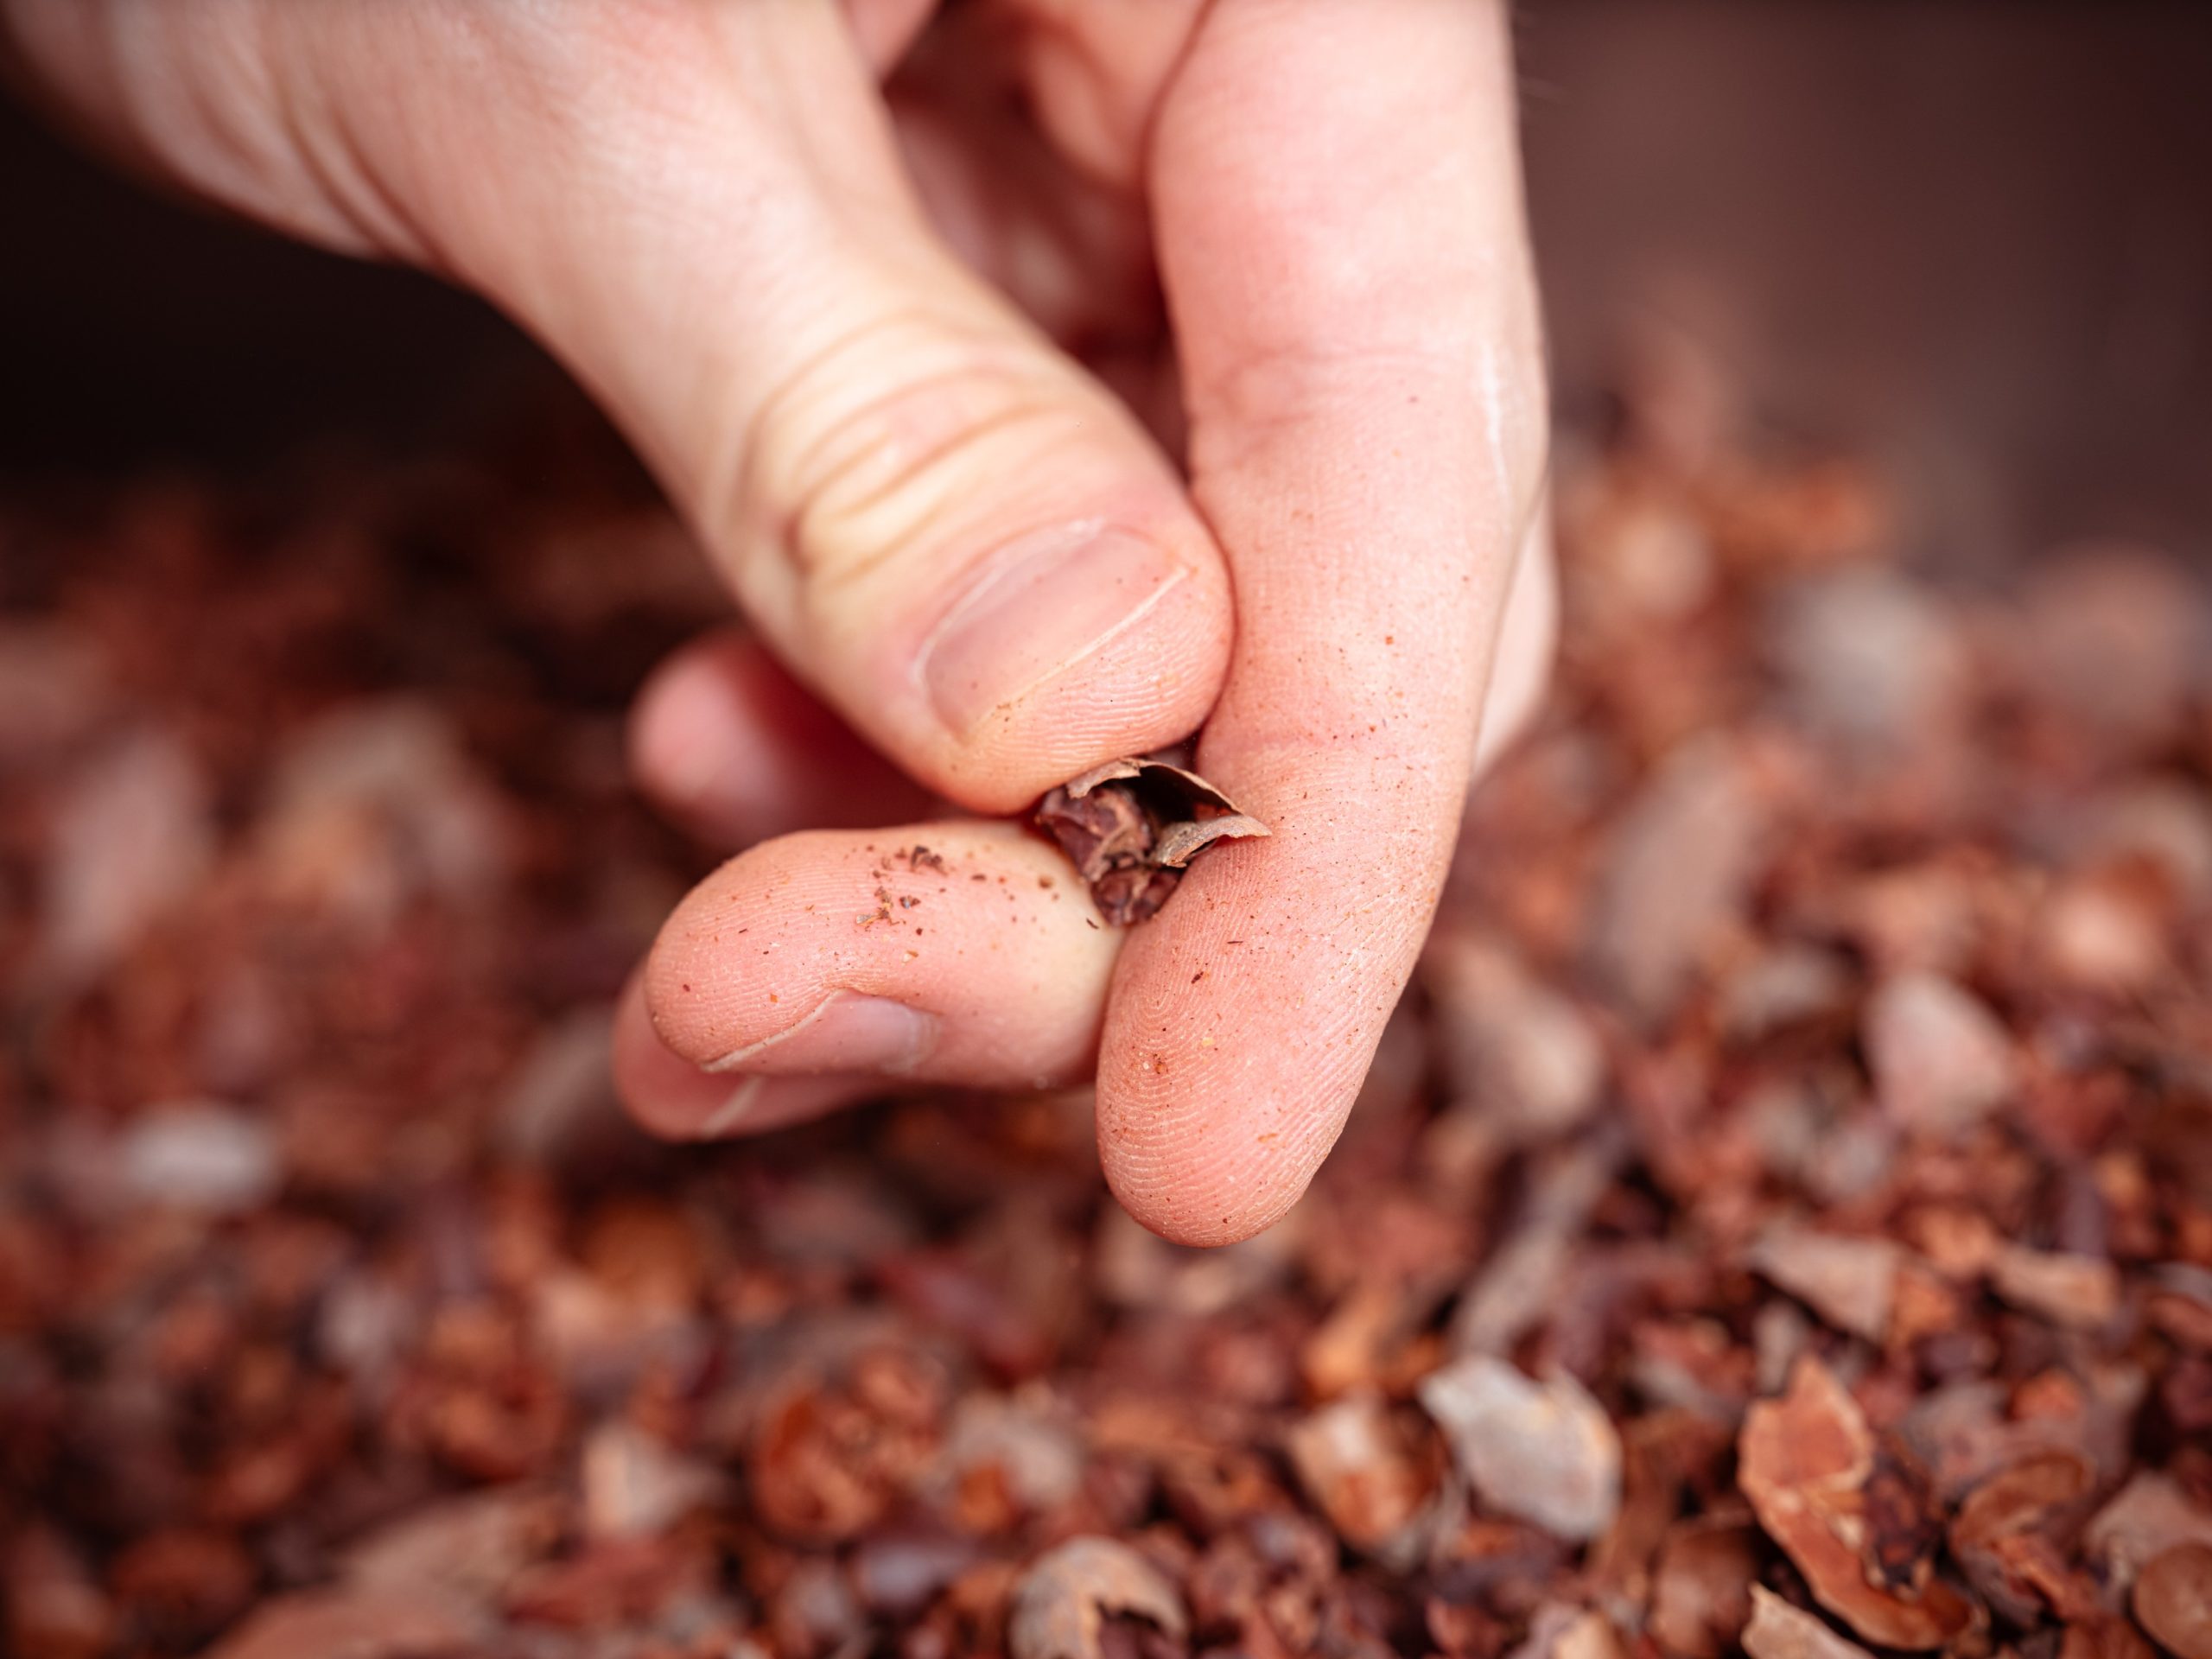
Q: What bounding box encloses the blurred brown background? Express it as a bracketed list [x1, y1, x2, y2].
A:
[4, 1, 2209, 556]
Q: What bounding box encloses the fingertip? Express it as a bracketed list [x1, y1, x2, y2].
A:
[1094, 991, 1352, 1249]
[643, 820, 1121, 1090]
[629, 631, 928, 846]
[613, 969, 744, 1140]
[615, 971, 886, 1140]
[1103, 1146, 1317, 1248]
[1091, 742, 1458, 1250]
[629, 639, 743, 827]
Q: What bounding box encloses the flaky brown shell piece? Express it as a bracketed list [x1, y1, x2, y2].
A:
[1035, 757, 1268, 925]
[1739, 1357, 1974, 1650]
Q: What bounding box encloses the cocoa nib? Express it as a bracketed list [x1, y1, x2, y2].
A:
[2134, 1542, 2212, 1659]
[1008, 1536, 1187, 1659]
[1033, 757, 1268, 925]
[15, 320, 2212, 1659]
[1738, 1357, 1973, 1649]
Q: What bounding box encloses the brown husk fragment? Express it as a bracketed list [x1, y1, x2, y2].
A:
[1007, 1536, 1187, 1659]
[1420, 1356, 1623, 1542]
[1648, 1521, 1761, 1659]
[2068, 1616, 2167, 1659]
[2135, 1543, 2212, 1659]
[1738, 1357, 1974, 1648]
[1990, 1245, 2124, 1329]
[1948, 1451, 2101, 1624]
[1284, 1394, 1438, 1562]
[2088, 1478, 2212, 1592]
[1747, 1224, 1904, 1343]
[1742, 1586, 1878, 1659]
[6, 342, 2210, 1659]
[1034, 757, 1268, 925]
[202, 1586, 480, 1659]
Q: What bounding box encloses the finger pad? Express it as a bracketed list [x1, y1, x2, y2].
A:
[1094, 760, 1453, 1243]
[645, 821, 1117, 1088]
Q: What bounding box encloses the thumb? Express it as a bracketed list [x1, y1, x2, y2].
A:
[4, 0, 1230, 810]
[403, 1, 1233, 811]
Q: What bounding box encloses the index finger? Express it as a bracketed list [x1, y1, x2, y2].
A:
[1099, 0, 1547, 1243]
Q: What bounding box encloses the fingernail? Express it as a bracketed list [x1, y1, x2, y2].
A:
[702, 992, 934, 1077]
[699, 1076, 767, 1138]
[918, 524, 1190, 735]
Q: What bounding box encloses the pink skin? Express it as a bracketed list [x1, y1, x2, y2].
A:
[6, 0, 1551, 1243]
[629, 629, 930, 848]
[614, 819, 1119, 1142]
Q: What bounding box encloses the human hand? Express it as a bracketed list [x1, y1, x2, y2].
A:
[6, 0, 1551, 1243]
